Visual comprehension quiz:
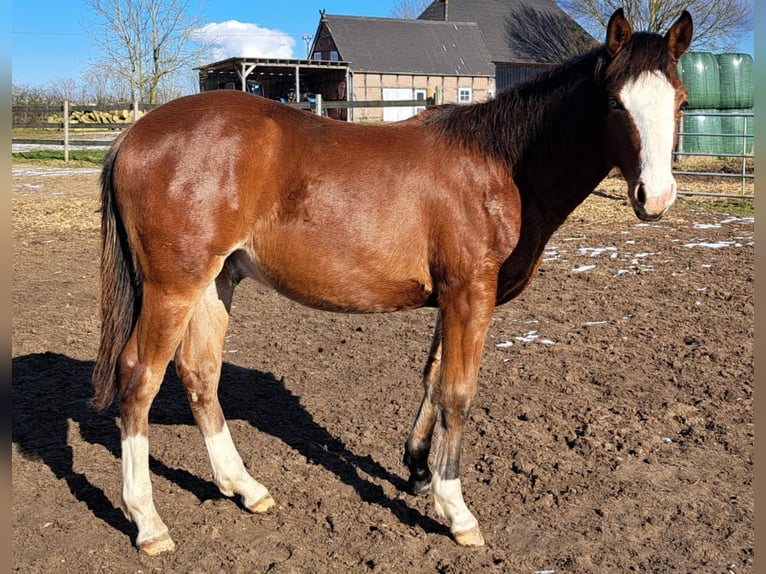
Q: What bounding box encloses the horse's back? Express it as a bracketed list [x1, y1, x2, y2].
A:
[108, 90, 522, 313]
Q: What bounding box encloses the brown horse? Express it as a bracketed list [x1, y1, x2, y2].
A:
[92, 9, 692, 554]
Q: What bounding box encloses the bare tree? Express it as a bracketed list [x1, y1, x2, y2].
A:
[506, 7, 599, 63]
[11, 84, 60, 107]
[85, 72, 123, 104]
[558, 0, 752, 52]
[389, 0, 432, 19]
[46, 78, 85, 103]
[85, 0, 208, 104]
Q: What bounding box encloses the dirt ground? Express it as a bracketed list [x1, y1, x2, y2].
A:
[12, 164, 753, 573]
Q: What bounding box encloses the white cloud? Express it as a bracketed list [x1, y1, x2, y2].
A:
[190, 20, 296, 60]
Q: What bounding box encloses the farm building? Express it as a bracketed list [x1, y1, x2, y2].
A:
[309, 13, 495, 121]
[196, 0, 596, 121]
[418, 0, 597, 88]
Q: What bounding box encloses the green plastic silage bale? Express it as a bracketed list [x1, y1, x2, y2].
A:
[678, 52, 720, 109]
[720, 109, 754, 154]
[717, 53, 754, 109]
[680, 109, 723, 155]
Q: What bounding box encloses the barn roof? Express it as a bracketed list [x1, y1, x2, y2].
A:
[419, 0, 597, 64]
[316, 15, 494, 76]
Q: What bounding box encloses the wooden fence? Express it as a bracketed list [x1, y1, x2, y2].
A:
[12, 100, 754, 199]
[12, 101, 158, 162]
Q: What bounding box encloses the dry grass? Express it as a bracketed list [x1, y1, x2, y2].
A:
[11, 163, 101, 234]
[673, 154, 754, 174]
[576, 171, 753, 222]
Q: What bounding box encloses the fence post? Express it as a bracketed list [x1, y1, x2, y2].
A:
[63, 100, 69, 163]
[741, 115, 748, 195]
[314, 93, 322, 116]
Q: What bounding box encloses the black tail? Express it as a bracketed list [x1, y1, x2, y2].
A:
[91, 135, 141, 410]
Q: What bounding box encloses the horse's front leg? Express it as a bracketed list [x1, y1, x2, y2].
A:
[404, 312, 442, 494]
[430, 282, 495, 546]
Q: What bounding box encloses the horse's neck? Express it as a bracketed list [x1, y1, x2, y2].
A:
[493, 59, 614, 305]
[507, 57, 611, 226]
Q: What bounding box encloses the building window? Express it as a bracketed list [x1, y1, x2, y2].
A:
[415, 89, 427, 113]
[458, 87, 472, 104]
[313, 52, 322, 61]
[330, 50, 339, 61]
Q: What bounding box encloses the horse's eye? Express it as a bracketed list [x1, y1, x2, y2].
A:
[608, 96, 623, 111]
[680, 101, 689, 112]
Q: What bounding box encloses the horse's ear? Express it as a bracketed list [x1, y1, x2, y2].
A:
[665, 10, 693, 61]
[606, 8, 633, 57]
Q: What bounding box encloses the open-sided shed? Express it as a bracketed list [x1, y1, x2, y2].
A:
[196, 57, 351, 104]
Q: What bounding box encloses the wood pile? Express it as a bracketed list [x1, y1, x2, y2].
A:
[46, 109, 145, 124]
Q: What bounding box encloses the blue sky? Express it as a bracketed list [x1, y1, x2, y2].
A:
[12, 1, 755, 88]
[11, 1, 399, 87]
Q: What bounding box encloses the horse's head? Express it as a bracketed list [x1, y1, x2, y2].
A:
[603, 8, 693, 221]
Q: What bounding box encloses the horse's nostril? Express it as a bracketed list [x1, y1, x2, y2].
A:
[636, 183, 647, 206]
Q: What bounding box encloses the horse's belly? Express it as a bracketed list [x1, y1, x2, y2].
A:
[232, 240, 433, 314]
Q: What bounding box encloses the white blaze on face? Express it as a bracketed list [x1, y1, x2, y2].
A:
[619, 70, 678, 214]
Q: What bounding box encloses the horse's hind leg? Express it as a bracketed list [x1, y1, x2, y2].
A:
[404, 312, 443, 494]
[174, 274, 275, 514]
[118, 285, 197, 555]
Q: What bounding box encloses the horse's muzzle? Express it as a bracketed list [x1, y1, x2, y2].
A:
[629, 179, 677, 221]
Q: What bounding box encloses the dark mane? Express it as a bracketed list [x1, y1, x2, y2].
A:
[424, 29, 682, 185]
[425, 45, 610, 175]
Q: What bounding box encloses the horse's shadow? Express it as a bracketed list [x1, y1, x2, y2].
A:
[11, 352, 447, 543]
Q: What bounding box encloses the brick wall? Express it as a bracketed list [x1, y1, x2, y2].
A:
[350, 73, 496, 121]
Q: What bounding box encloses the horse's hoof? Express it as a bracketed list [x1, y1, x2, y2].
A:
[139, 533, 176, 555]
[247, 495, 276, 513]
[403, 452, 432, 496]
[409, 478, 432, 497]
[454, 526, 485, 547]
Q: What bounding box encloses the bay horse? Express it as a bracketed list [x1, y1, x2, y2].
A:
[92, 9, 693, 554]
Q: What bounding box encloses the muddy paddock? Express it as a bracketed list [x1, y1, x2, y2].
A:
[12, 165, 753, 573]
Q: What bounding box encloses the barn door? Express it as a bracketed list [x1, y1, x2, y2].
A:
[383, 88, 415, 122]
